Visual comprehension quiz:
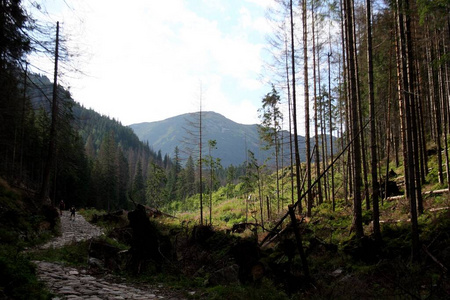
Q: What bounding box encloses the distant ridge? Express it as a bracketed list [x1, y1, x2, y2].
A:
[129, 111, 306, 167]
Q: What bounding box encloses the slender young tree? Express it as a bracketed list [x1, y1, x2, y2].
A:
[132, 161, 146, 204]
[205, 139, 221, 225]
[258, 85, 283, 213]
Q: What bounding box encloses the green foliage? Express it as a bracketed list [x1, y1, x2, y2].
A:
[147, 162, 168, 207]
[205, 278, 289, 300]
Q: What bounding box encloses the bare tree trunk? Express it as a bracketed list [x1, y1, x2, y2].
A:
[288, 205, 310, 279]
[395, 0, 420, 261]
[327, 48, 335, 211]
[39, 22, 59, 203]
[366, 0, 381, 241]
[432, 29, 445, 185]
[289, 0, 303, 213]
[350, 2, 370, 211]
[344, 0, 364, 238]
[437, 32, 450, 188]
[303, 0, 312, 217]
[285, 33, 295, 206]
[312, 3, 323, 207]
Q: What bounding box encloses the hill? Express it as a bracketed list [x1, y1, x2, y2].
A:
[24, 74, 159, 209]
[130, 111, 306, 167]
[28, 74, 153, 157]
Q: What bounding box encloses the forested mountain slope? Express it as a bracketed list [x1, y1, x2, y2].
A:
[22, 74, 161, 210]
[130, 111, 307, 167]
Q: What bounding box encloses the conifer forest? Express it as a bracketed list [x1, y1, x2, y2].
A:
[1, 0, 449, 299]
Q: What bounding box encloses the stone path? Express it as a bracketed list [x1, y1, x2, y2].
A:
[39, 211, 103, 249]
[34, 261, 181, 300]
[35, 211, 187, 300]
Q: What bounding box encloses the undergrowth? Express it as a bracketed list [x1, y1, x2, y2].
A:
[0, 180, 54, 299]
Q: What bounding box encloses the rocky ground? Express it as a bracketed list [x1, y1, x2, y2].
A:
[39, 210, 103, 250]
[34, 211, 187, 300]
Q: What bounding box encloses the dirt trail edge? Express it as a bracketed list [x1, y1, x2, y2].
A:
[34, 211, 186, 300]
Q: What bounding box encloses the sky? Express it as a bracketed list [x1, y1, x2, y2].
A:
[27, 0, 277, 126]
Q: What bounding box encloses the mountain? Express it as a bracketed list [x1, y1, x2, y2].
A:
[130, 111, 306, 167]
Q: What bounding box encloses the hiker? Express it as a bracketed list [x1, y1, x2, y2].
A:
[70, 206, 76, 221]
[59, 200, 65, 216]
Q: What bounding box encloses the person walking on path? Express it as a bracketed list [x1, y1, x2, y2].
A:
[70, 206, 76, 221]
[59, 200, 65, 216]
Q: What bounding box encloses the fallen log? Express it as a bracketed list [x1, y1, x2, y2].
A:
[385, 188, 449, 201]
[423, 188, 449, 196]
[143, 205, 177, 219]
[422, 245, 448, 273]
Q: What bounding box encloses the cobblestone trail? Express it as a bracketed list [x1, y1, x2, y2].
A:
[40, 211, 103, 249]
[35, 261, 176, 300]
[35, 211, 186, 299]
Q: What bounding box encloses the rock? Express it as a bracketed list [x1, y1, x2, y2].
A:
[209, 264, 239, 285]
[331, 268, 343, 277]
[88, 257, 103, 269]
[89, 240, 121, 271]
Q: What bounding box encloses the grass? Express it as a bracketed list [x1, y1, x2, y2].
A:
[26, 241, 91, 267]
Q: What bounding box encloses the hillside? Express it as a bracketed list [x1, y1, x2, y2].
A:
[29, 74, 153, 157]
[130, 111, 306, 167]
[23, 74, 160, 210]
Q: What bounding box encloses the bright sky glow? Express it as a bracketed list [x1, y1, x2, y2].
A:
[27, 0, 276, 126]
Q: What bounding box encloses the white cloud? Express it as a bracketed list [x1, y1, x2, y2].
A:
[28, 0, 270, 126]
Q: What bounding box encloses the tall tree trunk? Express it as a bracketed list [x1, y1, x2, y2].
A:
[437, 31, 450, 188]
[303, 0, 312, 217]
[312, 3, 323, 207]
[289, 0, 303, 213]
[432, 29, 445, 185]
[366, 0, 381, 241]
[351, 2, 370, 211]
[395, 0, 420, 261]
[274, 115, 281, 214]
[199, 90, 204, 225]
[327, 48, 336, 211]
[344, 0, 364, 238]
[39, 22, 60, 203]
[285, 33, 295, 206]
